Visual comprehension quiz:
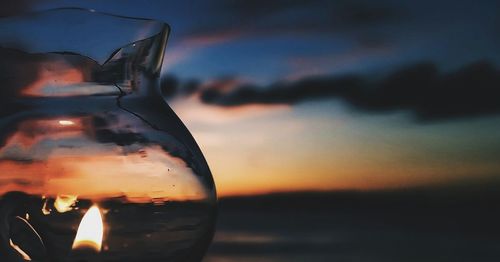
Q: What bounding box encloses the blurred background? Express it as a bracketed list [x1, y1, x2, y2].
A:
[3, 1, 500, 261]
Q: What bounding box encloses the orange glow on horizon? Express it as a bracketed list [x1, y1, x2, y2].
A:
[0, 115, 209, 203]
[0, 147, 208, 202]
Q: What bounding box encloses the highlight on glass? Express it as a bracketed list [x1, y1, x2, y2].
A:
[0, 8, 216, 262]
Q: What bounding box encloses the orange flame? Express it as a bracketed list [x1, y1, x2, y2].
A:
[72, 205, 104, 252]
[54, 195, 78, 213]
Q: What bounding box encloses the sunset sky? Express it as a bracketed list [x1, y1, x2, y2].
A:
[6, 0, 500, 197]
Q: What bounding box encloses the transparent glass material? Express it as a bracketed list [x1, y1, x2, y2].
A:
[0, 8, 216, 262]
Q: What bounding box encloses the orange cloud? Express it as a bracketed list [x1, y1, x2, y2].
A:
[0, 145, 207, 202]
[1, 118, 84, 149]
[21, 61, 85, 96]
[0, 116, 210, 202]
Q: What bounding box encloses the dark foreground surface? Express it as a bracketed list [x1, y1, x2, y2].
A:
[203, 186, 500, 262]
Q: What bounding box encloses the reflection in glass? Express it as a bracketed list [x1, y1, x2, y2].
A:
[0, 8, 216, 262]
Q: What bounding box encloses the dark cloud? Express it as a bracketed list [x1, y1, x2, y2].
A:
[181, 0, 406, 43]
[0, 48, 39, 98]
[87, 115, 149, 147]
[223, 0, 404, 27]
[93, 129, 149, 146]
[0, 0, 35, 17]
[0, 47, 100, 100]
[87, 114, 202, 174]
[160, 75, 179, 98]
[160, 75, 201, 98]
[217, 0, 314, 18]
[166, 61, 500, 122]
[334, 2, 404, 26]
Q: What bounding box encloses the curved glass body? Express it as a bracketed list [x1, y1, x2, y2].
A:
[0, 8, 216, 262]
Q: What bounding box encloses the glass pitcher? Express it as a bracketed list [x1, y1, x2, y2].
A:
[0, 8, 216, 262]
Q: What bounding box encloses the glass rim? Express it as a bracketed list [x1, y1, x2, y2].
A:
[0, 7, 170, 67]
[1, 7, 171, 29]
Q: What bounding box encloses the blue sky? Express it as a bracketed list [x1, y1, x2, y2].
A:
[32, 0, 500, 80]
[4, 0, 500, 195]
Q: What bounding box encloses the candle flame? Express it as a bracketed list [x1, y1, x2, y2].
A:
[72, 205, 104, 252]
